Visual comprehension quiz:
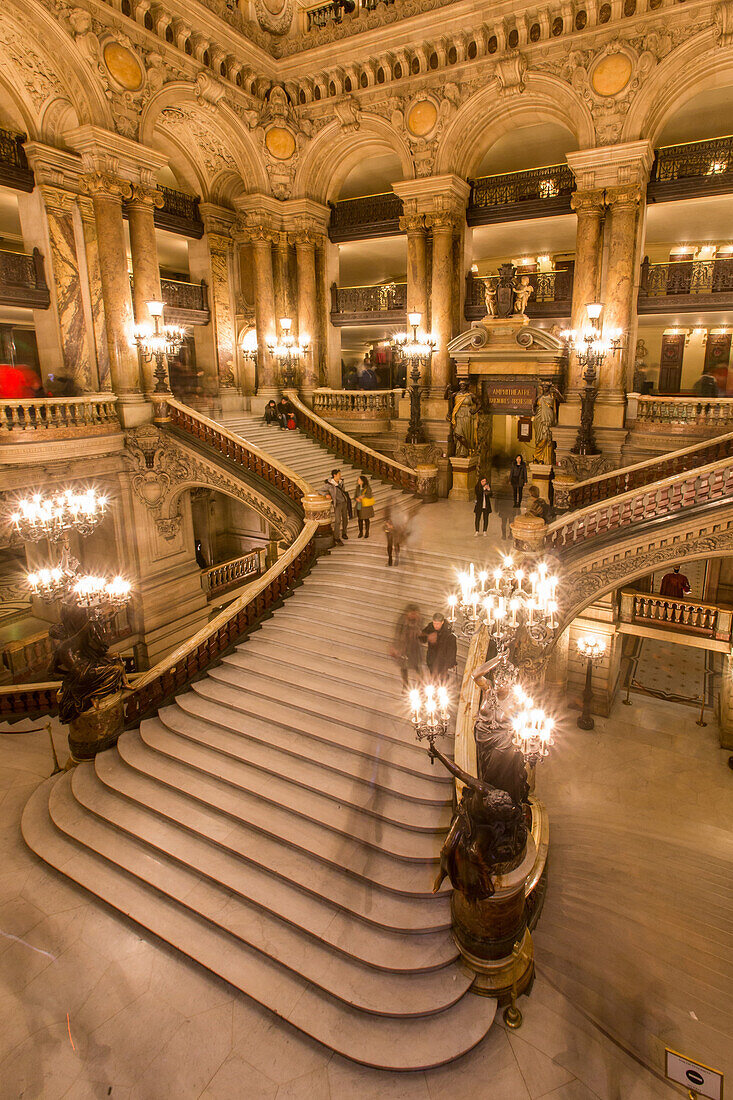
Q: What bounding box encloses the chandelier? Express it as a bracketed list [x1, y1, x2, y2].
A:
[11, 488, 109, 543]
[391, 312, 436, 445]
[267, 317, 309, 387]
[510, 685, 555, 761]
[447, 557, 558, 648]
[134, 300, 187, 394]
[410, 683, 450, 744]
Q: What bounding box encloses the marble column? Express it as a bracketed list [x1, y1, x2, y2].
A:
[400, 214, 428, 324]
[428, 213, 455, 396]
[295, 233, 318, 395]
[206, 229, 237, 392]
[601, 185, 643, 397]
[274, 231, 292, 323]
[251, 230, 277, 398]
[568, 189, 606, 392]
[78, 197, 111, 391]
[82, 172, 145, 422]
[39, 185, 94, 392]
[127, 183, 165, 394]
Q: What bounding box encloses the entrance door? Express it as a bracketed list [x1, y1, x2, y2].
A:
[658, 332, 686, 393]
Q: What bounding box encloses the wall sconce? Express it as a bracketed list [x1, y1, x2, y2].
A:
[240, 328, 258, 361]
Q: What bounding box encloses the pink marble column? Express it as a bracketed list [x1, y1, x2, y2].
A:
[601, 185, 643, 396]
[295, 234, 319, 394]
[40, 185, 93, 391]
[427, 214, 455, 395]
[206, 229, 237, 390]
[251, 230, 277, 395]
[401, 214, 428, 324]
[127, 184, 165, 394]
[569, 189, 606, 391]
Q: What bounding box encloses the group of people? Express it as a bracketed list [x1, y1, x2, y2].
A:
[391, 605, 458, 688]
[472, 455, 530, 537]
[323, 469, 375, 543]
[264, 396, 297, 430]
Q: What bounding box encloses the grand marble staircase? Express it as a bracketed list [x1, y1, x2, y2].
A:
[221, 413, 418, 519]
[23, 541, 497, 1070]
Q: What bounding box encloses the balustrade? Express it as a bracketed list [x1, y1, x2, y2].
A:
[465, 267, 574, 320]
[0, 247, 50, 309]
[312, 388, 402, 420]
[328, 192, 403, 242]
[153, 186, 204, 238]
[0, 394, 119, 439]
[650, 136, 733, 200]
[330, 281, 407, 321]
[628, 394, 733, 430]
[468, 164, 575, 224]
[202, 549, 265, 598]
[618, 588, 733, 644]
[0, 127, 33, 191]
[638, 257, 733, 310]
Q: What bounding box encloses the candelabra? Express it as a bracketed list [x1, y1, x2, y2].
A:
[11, 488, 108, 543]
[391, 312, 436, 444]
[576, 633, 606, 730]
[510, 684, 555, 764]
[267, 317, 309, 388]
[409, 684, 450, 749]
[134, 299, 187, 394]
[447, 557, 559, 650]
[561, 303, 623, 456]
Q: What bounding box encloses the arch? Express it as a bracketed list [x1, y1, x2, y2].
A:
[622, 33, 733, 144]
[435, 74, 595, 179]
[166, 480, 295, 539]
[140, 82, 269, 199]
[293, 114, 414, 203]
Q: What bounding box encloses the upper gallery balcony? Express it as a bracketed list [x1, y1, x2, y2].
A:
[0, 128, 34, 192]
[464, 265, 574, 321]
[151, 187, 204, 239]
[0, 248, 50, 310]
[302, 0, 394, 33]
[467, 164, 575, 225]
[129, 276, 210, 326]
[637, 256, 733, 313]
[648, 136, 733, 203]
[328, 193, 403, 242]
[330, 280, 406, 324]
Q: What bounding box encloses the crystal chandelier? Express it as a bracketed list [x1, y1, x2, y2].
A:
[11, 488, 109, 542]
[134, 299, 187, 394]
[410, 683, 450, 744]
[447, 557, 558, 649]
[267, 317, 309, 387]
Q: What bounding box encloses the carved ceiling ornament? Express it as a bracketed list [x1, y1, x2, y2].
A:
[0, 10, 73, 114]
[254, 0, 294, 37]
[159, 103, 237, 181]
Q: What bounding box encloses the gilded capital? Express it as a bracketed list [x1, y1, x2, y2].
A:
[605, 184, 643, 210]
[399, 214, 426, 233]
[40, 184, 76, 216]
[127, 183, 165, 210]
[81, 171, 132, 202]
[424, 211, 458, 232]
[570, 189, 606, 217]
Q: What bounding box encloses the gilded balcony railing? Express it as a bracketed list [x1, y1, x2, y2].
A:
[650, 136, 733, 200]
[465, 267, 574, 320]
[154, 186, 204, 238]
[638, 257, 733, 311]
[330, 281, 407, 321]
[328, 192, 403, 241]
[0, 394, 120, 442]
[312, 388, 402, 420]
[0, 127, 33, 191]
[202, 548, 266, 599]
[618, 588, 733, 645]
[0, 247, 50, 309]
[468, 164, 575, 224]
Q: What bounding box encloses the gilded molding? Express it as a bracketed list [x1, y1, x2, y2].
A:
[570, 189, 606, 217]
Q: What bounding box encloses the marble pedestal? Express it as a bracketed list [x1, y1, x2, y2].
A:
[449, 456, 477, 501]
[529, 463, 553, 501]
[68, 691, 124, 762]
[303, 492, 335, 553]
[116, 393, 153, 428]
[219, 388, 245, 416]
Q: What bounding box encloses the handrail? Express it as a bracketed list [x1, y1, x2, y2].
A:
[453, 625, 486, 792]
[1, 394, 120, 435]
[562, 429, 733, 511]
[284, 390, 420, 492]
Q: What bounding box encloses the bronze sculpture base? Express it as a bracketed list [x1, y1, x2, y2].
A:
[68, 692, 124, 762]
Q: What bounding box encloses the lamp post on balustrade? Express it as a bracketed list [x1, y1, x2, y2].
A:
[561, 304, 623, 456]
[133, 299, 186, 395]
[391, 312, 436, 444]
[576, 633, 606, 730]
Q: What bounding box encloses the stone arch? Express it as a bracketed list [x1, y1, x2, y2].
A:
[622, 33, 732, 144]
[435, 74, 595, 179]
[141, 83, 269, 200]
[293, 115, 414, 203]
[166, 479, 295, 540]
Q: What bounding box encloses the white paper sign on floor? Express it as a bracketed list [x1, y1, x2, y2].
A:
[665, 1049, 723, 1100]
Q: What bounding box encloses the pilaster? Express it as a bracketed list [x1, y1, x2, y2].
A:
[198, 203, 240, 407]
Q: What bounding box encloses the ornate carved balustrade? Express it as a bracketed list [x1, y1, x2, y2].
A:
[284, 390, 420, 492]
[465, 266, 574, 320]
[627, 394, 733, 432]
[618, 588, 733, 644]
[330, 281, 407, 324]
[549, 451, 733, 550]
[467, 164, 575, 225]
[161, 277, 210, 325]
[202, 548, 266, 599]
[304, 0, 393, 29]
[154, 186, 203, 238]
[312, 388, 402, 421]
[0, 127, 34, 191]
[328, 192, 403, 242]
[0, 394, 119, 444]
[638, 257, 733, 312]
[0, 247, 50, 309]
[649, 136, 733, 201]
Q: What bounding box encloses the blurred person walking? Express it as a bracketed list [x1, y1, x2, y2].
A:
[391, 603, 423, 688]
[421, 613, 458, 684]
[510, 455, 528, 508]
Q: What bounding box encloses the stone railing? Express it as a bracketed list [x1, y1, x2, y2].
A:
[468, 164, 575, 224]
[328, 191, 403, 242]
[202, 548, 266, 599]
[561, 430, 733, 512]
[649, 135, 733, 201]
[0, 247, 50, 309]
[284, 390, 423, 493]
[0, 126, 33, 191]
[330, 281, 407, 319]
[465, 266, 574, 320]
[312, 388, 402, 421]
[549, 452, 733, 550]
[618, 588, 733, 644]
[0, 394, 119, 440]
[638, 256, 733, 310]
[627, 394, 733, 431]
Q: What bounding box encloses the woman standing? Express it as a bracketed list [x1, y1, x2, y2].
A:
[354, 473, 375, 538]
[509, 455, 528, 508]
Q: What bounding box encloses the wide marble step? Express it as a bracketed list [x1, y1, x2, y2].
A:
[94, 748, 453, 939]
[238, 634, 408, 698]
[23, 781, 497, 1071]
[71, 765, 463, 1012]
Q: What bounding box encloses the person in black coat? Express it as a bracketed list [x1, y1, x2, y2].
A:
[420, 614, 458, 683]
[474, 477, 492, 537]
[509, 455, 528, 507]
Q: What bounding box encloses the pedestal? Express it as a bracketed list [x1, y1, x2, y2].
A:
[219, 388, 244, 416]
[302, 492, 334, 553]
[451, 836, 537, 1001]
[510, 514, 547, 554]
[449, 456, 477, 501]
[415, 463, 438, 502]
[68, 691, 124, 762]
[529, 463, 552, 502]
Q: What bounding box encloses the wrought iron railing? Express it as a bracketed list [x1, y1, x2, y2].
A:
[0, 394, 119, 439]
[328, 192, 403, 241]
[638, 257, 733, 304]
[0, 247, 50, 309]
[0, 127, 33, 191]
[468, 164, 575, 223]
[161, 277, 209, 314]
[202, 548, 265, 599]
[153, 186, 203, 238]
[330, 281, 407, 316]
[465, 267, 574, 319]
[652, 136, 733, 185]
[619, 588, 733, 642]
[627, 394, 733, 430]
[312, 388, 402, 419]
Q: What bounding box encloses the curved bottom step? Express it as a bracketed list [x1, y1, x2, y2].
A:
[22, 778, 498, 1071]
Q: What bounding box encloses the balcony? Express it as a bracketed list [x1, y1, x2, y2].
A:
[160, 278, 210, 325]
[328, 192, 403, 242]
[467, 164, 575, 226]
[154, 186, 204, 238]
[330, 280, 407, 325]
[464, 266, 574, 321]
[627, 394, 733, 433]
[637, 256, 733, 313]
[648, 136, 733, 203]
[0, 127, 34, 192]
[303, 0, 393, 32]
[0, 394, 122, 463]
[0, 248, 50, 309]
[201, 548, 265, 601]
[618, 588, 733, 652]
